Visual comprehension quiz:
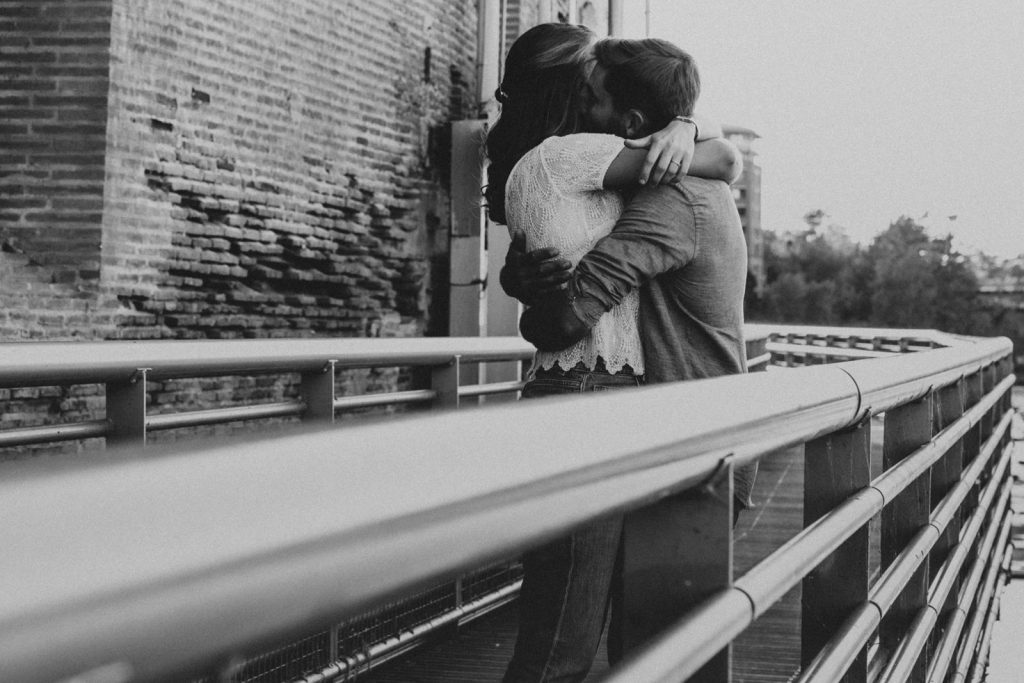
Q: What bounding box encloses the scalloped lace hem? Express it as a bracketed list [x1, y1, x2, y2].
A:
[527, 350, 643, 380]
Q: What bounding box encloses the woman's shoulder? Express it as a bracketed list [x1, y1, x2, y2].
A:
[509, 133, 625, 194]
[533, 133, 625, 175]
[536, 132, 623, 155]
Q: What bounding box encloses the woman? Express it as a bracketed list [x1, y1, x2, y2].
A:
[485, 23, 741, 683]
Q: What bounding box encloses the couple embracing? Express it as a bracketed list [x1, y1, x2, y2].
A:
[485, 23, 758, 683]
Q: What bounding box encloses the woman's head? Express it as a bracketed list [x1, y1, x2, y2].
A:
[485, 23, 596, 224]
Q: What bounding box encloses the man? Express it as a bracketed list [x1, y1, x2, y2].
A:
[503, 37, 755, 675]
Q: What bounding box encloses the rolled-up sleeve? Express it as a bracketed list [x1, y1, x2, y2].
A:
[570, 185, 696, 325]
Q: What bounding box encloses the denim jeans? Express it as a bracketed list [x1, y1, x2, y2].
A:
[503, 361, 643, 683]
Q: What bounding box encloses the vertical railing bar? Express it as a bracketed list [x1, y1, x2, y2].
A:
[875, 408, 1012, 617]
[328, 622, 340, 669]
[105, 367, 150, 447]
[619, 459, 735, 682]
[430, 356, 461, 409]
[429, 355, 463, 622]
[880, 391, 934, 681]
[979, 363, 995, 443]
[929, 379, 965, 635]
[300, 360, 337, 424]
[962, 370, 984, 513]
[802, 421, 871, 682]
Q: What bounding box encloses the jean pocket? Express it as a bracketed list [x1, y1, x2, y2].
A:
[521, 377, 582, 399]
[592, 379, 641, 392]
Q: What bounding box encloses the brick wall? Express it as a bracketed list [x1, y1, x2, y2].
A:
[102, 0, 478, 341]
[1, 1, 480, 449]
[0, 0, 112, 285]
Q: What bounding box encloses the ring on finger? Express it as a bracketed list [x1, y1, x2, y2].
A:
[668, 160, 681, 169]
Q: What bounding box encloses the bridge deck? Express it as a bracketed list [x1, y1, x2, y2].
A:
[360, 445, 807, 683]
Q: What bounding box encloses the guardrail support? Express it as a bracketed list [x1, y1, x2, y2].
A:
[106, 368, 150, 446]
[430, 356, 461, 409]
[980, 364, 995, 443]
[962, 371, 984, 512]
[881, 392, 934, 680]
[619, 459, 734, 681]
[301, 360, 337, 423]
[802, 421, 871, 682]
[931, 380, 965, 618]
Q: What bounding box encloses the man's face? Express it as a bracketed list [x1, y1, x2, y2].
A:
[580, 62, 623, 136]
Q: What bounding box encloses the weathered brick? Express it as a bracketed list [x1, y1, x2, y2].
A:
[2, 0, 492, 450]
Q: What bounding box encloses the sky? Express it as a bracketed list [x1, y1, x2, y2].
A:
[622, 0, 1024, 259]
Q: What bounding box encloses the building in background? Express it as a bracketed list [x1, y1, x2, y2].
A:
[724, 124, 765, 298]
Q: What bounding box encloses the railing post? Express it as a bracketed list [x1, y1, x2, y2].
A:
[930, 380, 965, 638]
[802, 421, 871, 682]
[300, 360, 337, 423]
[997, 357, 1014, 459]
[979, 364, 995, 443]
[430, 355, 461, 409]
[105, 368, 149, 447]
[328, 623, 340, 667]
[881, 392, 934, 680]
[962, 371, 984, 511]
[618, 459, 734, 682]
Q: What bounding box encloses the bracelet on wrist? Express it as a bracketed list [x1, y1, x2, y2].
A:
[674, 115, 699, 142]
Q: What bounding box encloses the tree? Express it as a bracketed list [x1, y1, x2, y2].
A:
[751, 217, 857, 324]
[751, 214, 985, 332]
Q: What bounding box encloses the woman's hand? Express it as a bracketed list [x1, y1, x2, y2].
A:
[623, 117, 698, 185]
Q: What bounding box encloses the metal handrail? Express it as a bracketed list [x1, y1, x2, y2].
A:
[766, 341, 893, 360]
[0, 328, 1012, 682]
[0, 419, 110, 447]
[797, 413, 1015, 683]
[0, 336, 537, 387]
[0, 337, 538, 448]
[746, 322, 960, 347]
[146, 401, 305, 431]
[0, 330, 773, 449]
[926, 498, 1013, 682]
[603, 380, 1015, 683]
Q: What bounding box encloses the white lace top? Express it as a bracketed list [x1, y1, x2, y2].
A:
[505, 133, 643, 378]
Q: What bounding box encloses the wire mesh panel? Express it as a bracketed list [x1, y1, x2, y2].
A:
[189, 562, 524, 683]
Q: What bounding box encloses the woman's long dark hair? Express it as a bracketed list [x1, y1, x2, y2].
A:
[484, 23, 596, 225]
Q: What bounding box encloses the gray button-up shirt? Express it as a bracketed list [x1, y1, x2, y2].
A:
[569, 176, 755, 503]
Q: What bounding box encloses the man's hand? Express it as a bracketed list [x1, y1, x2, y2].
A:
[519, 287, 591, 351]
[500, 232, 573, 306]
[623, 117, 697, 185]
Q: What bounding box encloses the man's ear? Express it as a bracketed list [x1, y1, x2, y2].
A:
[622, 109, 650, 138]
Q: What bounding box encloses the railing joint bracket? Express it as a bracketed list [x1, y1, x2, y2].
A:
[699, 453, 734, 498]
[130, 367, 151, 384]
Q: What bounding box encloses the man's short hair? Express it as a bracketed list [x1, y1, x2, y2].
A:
[593, 38, 700, 130]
